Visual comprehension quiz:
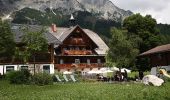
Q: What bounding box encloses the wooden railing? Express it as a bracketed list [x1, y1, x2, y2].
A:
[55, 63, 104, 69]
[63, 50, 92, 55]
[70, 38, 85, 45]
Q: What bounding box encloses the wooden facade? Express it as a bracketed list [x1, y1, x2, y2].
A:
[54, 26, 106, 70]
[0, 44, 55, 65]
[148, 52, 170, 67]
[139, 44, 170, 67]
[0, 24, 108, 74]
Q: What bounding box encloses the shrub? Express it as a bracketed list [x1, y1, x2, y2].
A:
[6, 70, 31, 84]
[32, 73, 53, 85]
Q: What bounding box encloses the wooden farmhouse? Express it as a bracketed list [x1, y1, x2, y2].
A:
[51, 24, 109, 72]
[139, 44, 170, 67]
[0, 23, 109, 75]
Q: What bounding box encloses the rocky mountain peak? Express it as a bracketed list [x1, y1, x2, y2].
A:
[0, 0, 132, 22]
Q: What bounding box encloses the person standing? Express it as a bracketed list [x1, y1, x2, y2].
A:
[124, 69, 128, 81]
[139, 70, 144, 80]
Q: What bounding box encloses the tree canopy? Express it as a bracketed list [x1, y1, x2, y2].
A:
[106, 14, 166, 70]
[106, 28, 139, 68]
[123, 14, 161, 53]
[0, 19, 15, 60]
[15, 28, 48, 64]
[22, 29, 48, 54]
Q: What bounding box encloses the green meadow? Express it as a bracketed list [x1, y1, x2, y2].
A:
[0, 80, 170, 100]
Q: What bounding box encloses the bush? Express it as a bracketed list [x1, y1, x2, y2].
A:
[32, 73, 53, 85]
[6, 70, 31, 84]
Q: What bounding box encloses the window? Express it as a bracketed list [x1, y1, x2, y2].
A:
[97, 59, 101, 64]
[76, 47, 79, 50]
[6, 66, 14, 73]
[20, 66, 28, 70]
[75, 59, 80, 64]
[60, 59, 64, 64]
[70, 47, 74, 50]
[87, 59, 90, 65]
[158, 54, 162, 60]
[43, 65, 50, 74]
[82, 47, 86, 50]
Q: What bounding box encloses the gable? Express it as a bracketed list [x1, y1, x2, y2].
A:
[51, 25, 109, 55]
[62, 26, 98, 48]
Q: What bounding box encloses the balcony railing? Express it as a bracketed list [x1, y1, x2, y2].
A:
[55, 63, 104, 69]
[63, 50, 92, 55]
[70, 38, 85, 45]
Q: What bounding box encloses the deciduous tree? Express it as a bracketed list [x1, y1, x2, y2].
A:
[106, 28, 139, 68]
[22, 28, 48, 73]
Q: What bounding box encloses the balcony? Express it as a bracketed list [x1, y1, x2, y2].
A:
[55, 63, 104, 69]
[70, 38, 85, 45]
[63, 50, 92, 55]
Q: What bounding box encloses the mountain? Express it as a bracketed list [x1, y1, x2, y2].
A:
[12, 7, 121, 39]
[0, 0, 133, 43]
[0, 0, 132, 22]
[77, 0, 132, 21]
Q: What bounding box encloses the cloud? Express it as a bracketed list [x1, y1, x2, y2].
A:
[110, 0, 170, 24]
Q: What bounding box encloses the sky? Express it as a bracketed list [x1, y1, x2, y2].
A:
[111, 0, 170, 24]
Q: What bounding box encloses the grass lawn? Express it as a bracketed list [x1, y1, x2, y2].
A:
[0, 80, 170, 100]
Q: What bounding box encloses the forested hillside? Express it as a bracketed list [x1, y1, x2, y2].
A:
[157, 24, 170, 35]
[12, 8, 121, 39]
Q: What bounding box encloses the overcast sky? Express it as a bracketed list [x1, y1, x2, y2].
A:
[111, 0, 170, 24]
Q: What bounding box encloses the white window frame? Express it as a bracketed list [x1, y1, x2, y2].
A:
[70, 47, 74, 50]
[43, 65, 50, 74]
[63, 48, 67, 50]
[76, 47, 79, 50]
[97, 59, 101, 64]
[6, 66, 14, 73]
[87, 59, 90, 65]
[20, 66, 28, 70]
[75, 59, 80, 64]
[60, 59, 64, 64]
[82, 47, 86, 50]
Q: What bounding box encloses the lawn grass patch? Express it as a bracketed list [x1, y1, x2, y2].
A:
[0, 80, 170, 100]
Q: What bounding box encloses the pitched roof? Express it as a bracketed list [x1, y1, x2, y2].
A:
[139, 44, 170, 56]
[11, 24, 109, 55]
[49, 25, 109, 55]
[11, 24, 61, 44]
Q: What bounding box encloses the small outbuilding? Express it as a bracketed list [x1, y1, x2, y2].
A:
[139, 44, 170, 67]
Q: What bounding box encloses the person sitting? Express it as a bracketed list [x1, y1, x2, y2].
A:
[114, 71, 121, 81]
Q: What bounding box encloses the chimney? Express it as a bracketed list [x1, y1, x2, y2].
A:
[51, 23, 57, 32]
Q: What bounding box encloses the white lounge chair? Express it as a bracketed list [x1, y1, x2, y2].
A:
[63, 75, 69, 82]
[70, 75, 76, 82]
[55, 75, 62, 82]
